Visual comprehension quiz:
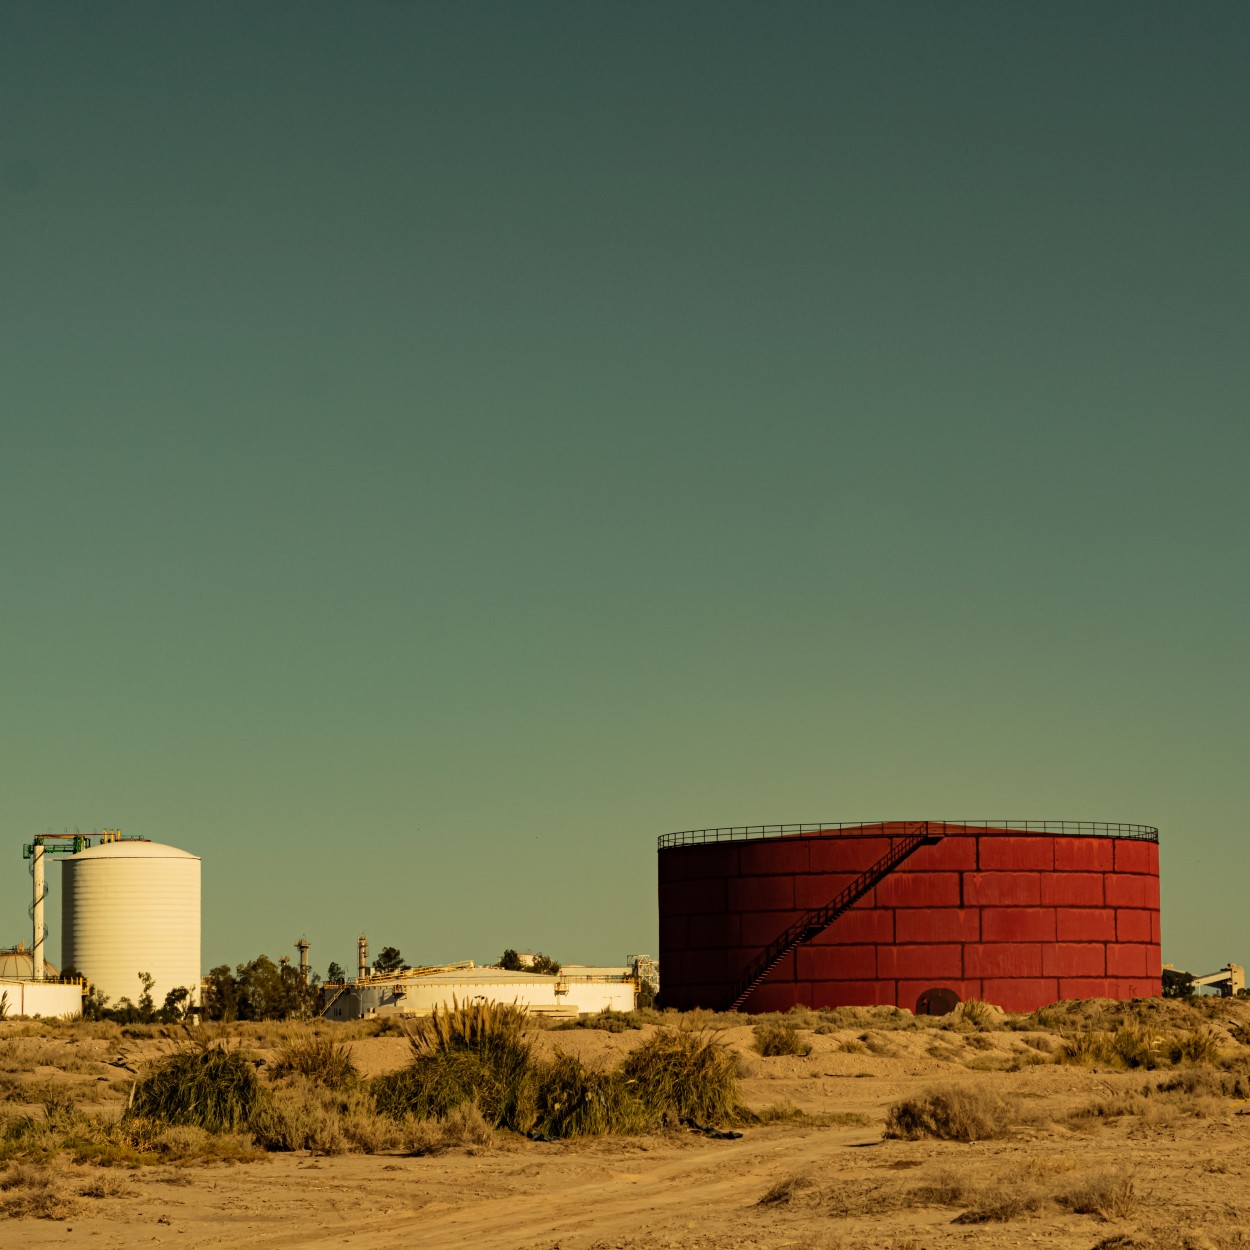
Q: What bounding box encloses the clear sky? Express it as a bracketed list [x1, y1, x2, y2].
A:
[2, 2, 1246, 981]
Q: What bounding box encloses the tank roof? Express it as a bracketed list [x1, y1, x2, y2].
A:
[64, 839, 199, 861]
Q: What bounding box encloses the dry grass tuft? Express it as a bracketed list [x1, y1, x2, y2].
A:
[401, 1102, 494, 1155]
[1058, 1171, 1138, 1220]
[0, 1163, 79, 1219]
[753, 1020, 813, 1057]
[271, 1037, 358, 1088]
[884, 1086, 1020, 1142]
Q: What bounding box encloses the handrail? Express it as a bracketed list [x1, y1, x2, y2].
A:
[724, 823, 943, 1011]
[659, 819, 1158, 850]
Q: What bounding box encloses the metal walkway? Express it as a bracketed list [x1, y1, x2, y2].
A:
[725, 822, 943, 1011]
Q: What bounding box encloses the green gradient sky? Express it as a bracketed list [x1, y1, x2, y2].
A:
[2, 3, 1246, 982]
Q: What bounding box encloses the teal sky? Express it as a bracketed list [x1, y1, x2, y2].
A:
[2, 3, 1246, 983]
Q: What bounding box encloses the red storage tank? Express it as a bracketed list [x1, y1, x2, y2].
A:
[657, 821, 1160, 1014]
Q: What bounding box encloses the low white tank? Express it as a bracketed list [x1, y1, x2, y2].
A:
[61, 840, 201, 1010]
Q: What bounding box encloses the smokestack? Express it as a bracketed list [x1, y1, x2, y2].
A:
[296, 937, 311, 983]
[357, 934, 369, 980]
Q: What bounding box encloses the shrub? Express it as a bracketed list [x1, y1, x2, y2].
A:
[127, 1041, 264, 1133]
[618, 1029, 746, 1126]
[884, 1086, 1018, 1142]
[753, 1021, 813, 1057]
[1058, 1172, 1138, 1220]
[1170, 1027, 1222, 1066]
[958, 999, 998, 1030]
[271, 1036, 358, 1088]
[374, 999, 537, 1132]
[402, 1102, 494, 1155]
[0, 1164, 79, 1220]
[532, 1052, 655, 1138]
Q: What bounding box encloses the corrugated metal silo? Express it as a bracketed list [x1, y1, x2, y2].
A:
[61, 840, 201, 1009]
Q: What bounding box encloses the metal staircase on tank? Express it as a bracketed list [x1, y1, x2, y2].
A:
[725, 822, 944, 1012]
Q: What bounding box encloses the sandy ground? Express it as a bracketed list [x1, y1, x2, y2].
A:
[6, 1007, 1250, 1249]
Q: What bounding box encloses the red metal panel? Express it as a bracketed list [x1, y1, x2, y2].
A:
[1041, 943, 1106, 978]
[916, 837, 978, 871]
[1054, 837, 1115, 872]
[1116, 910, 1153, 943]
[1104, 873, 1159, 909]
[1107, 944, 1153, 977]
[739, 910, 803, 948]
[978, 836, 1055, 871]
[728, 876, 795, 912]
[980, 978, 1059, 1013]
[684, 948, 733, 982]
[809, 837, 890, 874]
[1059, 977, 1114, 999]
[807, 980, 899, 1008]
[896, 979, 983, 1011]
[964, 943, 1044, 978]
[660, 877, 727, 915]
[1113, 840, 1158, 875]
[739, 839, 810, 877]
[794, 873, 858, 909]
[811, 908, 895, 945]
[746, 982, 802, 1012]
[964, 872, 1042, 907]
[875, 871, 961, 909]
[658, 912, 689, 952]
[1056, 908, 1116, 942]
[981, 908, 1057, 943]
[687, 913, 742, 950]
[797, 944, 877, 981]
[1111, 977, 1158, 1000]
[894, 907, 981, 944]
[1151, 911, 1161, 944]
[1040, 872, 1104, 908]
[876, 943, 963, 980]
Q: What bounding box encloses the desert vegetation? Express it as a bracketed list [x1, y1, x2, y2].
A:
[3, 994, 1250, 1246]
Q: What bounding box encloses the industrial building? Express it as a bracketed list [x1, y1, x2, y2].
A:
[658, 820, 1161, 1014]
[0, 946, 82, 1018]
[321, 959, 645, 1021]
[9, 831, 201, 1017]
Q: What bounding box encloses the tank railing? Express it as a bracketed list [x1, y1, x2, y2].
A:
[659, 819, 1159, 850]
[725, 823, 943, 1012]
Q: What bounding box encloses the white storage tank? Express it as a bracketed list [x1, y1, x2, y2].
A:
[61, 840, 201, 1010]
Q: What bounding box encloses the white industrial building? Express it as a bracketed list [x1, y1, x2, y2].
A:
[322, 962, 641, 1022]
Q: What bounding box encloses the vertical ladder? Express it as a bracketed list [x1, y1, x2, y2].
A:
[725, 823, 943, 1011]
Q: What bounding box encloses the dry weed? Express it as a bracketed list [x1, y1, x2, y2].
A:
[885, 1086, 1021, 1142]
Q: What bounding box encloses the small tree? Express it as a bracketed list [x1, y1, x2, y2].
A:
[137, 972, 157, 1023]
[159, 986, 191, 1023]
[374, 946, 405, 975]
[326, 961, 346, 983]
[529, 952, 561, 975]
[498, 948, 524, 971]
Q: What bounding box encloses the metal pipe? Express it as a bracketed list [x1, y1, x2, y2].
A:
[357, 934, 368, 981]
[32, 842, 45, 980]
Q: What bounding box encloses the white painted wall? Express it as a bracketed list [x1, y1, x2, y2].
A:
[0, 980, 82, 1018]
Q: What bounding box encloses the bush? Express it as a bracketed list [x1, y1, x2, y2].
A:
[884, 1086, 1018, 1142]
[1058, 1171, 1138, 1220]
[374, 999, 537, 1132]
[401, 1102, 494, 1155]
[618, 1029, 746, 1126]
[753, 1021, 813, 1057]
[126, 1041, 264, 1133]
[271, 1036, 358, 1088]
[532, 1052, 655, 1138]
